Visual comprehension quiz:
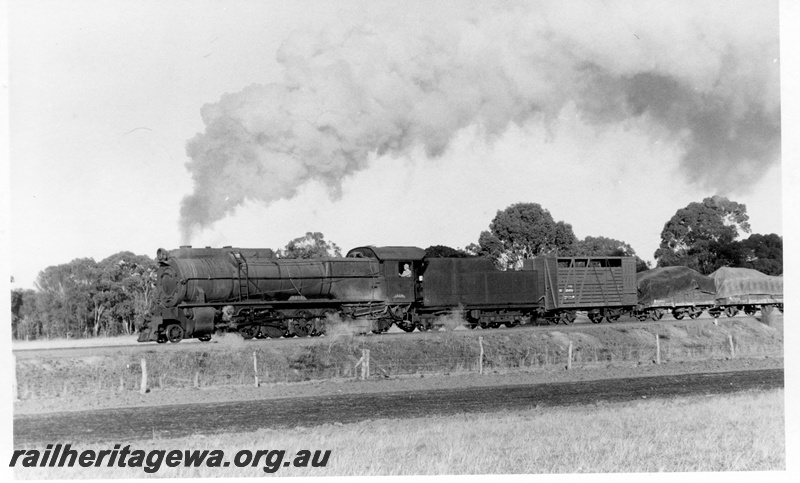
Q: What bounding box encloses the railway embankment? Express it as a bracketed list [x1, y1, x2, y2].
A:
[14, 315, 783, 415]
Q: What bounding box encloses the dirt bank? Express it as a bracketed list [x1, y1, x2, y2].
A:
[14, 317, 783, 416]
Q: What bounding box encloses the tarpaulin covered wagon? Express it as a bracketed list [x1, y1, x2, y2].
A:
[634, 266, 717, 320]
[709, 267, 783, 317]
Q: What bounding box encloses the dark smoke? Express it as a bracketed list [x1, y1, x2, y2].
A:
[180, 0, 780, 241]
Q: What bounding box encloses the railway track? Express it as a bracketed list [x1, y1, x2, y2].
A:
[12, 313, 759, 360]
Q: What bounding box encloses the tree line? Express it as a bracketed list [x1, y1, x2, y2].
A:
[10, 196, 781, 340]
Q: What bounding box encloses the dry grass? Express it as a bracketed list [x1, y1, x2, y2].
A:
[13, 389, 784, 478]
[14, 316, 784, 400]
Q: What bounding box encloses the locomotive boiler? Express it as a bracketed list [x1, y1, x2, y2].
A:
[138, 245, 396, 343]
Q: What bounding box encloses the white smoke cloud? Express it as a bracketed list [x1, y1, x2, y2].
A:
[180, 0, 780, 240]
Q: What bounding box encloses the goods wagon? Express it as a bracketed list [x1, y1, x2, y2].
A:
[633, 266, 717, 320]
[530, 257, 638, 324]
[709, 267, 784, 316]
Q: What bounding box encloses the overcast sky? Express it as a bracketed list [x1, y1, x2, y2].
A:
[3, 0, 794, 289]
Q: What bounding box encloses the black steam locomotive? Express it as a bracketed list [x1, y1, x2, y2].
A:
[137, 245, 638, 343]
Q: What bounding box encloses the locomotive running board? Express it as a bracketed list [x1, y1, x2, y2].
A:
[176, 299, 383, 308]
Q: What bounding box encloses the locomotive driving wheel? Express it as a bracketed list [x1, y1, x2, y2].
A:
[165, 324, 184, 343]
[292, 311, 312, 337]
[261, 326, 285, 339]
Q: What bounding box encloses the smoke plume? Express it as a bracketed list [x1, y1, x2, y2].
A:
[180, 0, 780, 240]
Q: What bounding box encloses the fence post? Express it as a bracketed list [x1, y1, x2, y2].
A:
[360, 349, 370, 380]
[479, 336, 484, 374]
[729, 335, 735, 358]
[656, 334, 661, 364]
[194, 371, 200, 389]
[567, 342, 573, 370]
[140, 358, 147, 395]
[253, 351, 259, 387]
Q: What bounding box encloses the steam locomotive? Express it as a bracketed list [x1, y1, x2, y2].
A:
[137, 245, 639, 343]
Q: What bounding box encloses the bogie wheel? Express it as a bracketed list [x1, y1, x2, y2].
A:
[744, 306, 757, 316]
[564, 311, 577, 324]
[725, 306, 739, 318]
[650, 310, 664, 321]
[635, 313, 649, 322]
[671, 310, 685, 320]
[417, 324, 430, 332]
[198, 334, 212, 342]
[688, 309, 703, 319]
[156, 334, 168, 344]
[165, 324, 184, 343]
[589, 313, 604, 324]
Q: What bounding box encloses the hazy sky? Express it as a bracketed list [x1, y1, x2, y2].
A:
[4, 0, 792, 289]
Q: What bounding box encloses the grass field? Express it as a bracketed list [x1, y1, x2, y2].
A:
[13, 388, 784, 478]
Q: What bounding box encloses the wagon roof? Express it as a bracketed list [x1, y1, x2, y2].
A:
[346, 246, 426, 261]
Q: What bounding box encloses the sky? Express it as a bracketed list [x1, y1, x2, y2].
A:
[2, 0, 793, 290]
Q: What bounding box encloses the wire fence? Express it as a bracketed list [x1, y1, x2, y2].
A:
[14, 328, 783, 401]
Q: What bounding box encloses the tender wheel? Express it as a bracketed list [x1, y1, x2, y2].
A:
[239, 325, 258, 340]
[165, 324, 184, 343]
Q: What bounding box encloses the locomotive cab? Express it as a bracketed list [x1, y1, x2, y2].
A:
[346, 246, 426, 303]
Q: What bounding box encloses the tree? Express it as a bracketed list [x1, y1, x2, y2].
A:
[424, 245, 474, 258]
[568, 235, 650, 272]
[280, 232, 342, 258]
[34, 258, 102, 338]
[96, 252, 158, 336]
[474, 203, 577, 268]
[738, 233, 782, 275]
[655, 196, 751, 274]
